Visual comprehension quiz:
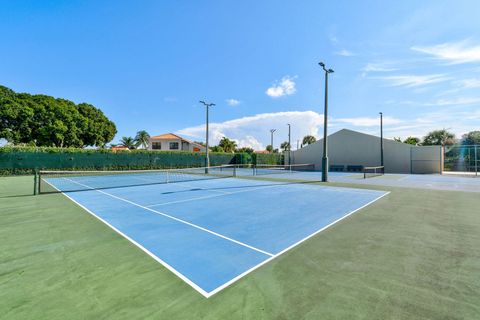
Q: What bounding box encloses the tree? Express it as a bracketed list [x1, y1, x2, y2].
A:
[403, 136, 420, 145]
[280, 141, 290, 151]
[134, 130, 150, 149]
[462, 131, 480, 145]
[0, 85, 116, 147]
[236, 147, 254, 153]
[194, 141, 206, 147]
[119, 136, 136, 149]
[423, 129, 456, 146]
[302, 135, 316, 145]
[218, 137, 237, 153]
[266, 145, 273, 152]
[210, 145, 224, 152]
[393, 137, 402, 142]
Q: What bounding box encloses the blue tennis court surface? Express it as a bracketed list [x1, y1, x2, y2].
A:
[45, 174, 388, 297]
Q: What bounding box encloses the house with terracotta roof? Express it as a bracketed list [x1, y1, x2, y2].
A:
[148, 133, 206, 152]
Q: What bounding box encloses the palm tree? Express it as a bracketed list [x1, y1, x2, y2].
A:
[134, 130, 150, 149]
[280, 141, 290, 151]
[120, 136, 136, 149]
[218, 137, 237, 153]
[302, 135, 316, 145]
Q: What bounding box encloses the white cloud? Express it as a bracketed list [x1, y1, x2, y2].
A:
[335, 116, 402, 127]
[457, 78, 480, 89]
[424, 97, 480, 106]
[374, 74, 450, 87]
[177, 110, 323, 150]
[335, 49, 354, 56]
[177, 109, 480, 148]
[362, 63, 397, 73]
[265, 76, 297, 98]
[412, 40, 480, 64]
[226, 98, 240, 106]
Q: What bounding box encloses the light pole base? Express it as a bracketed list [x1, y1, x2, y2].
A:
[321, 157, 329, 182]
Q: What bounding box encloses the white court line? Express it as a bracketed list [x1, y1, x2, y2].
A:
[396, 175, 410, 181]
[63, 178, 274, 258]
[43, 179, 212, 297]
[206, 190, 391, 297]
[49, 177, 390, 298]
[146, 183, 288, 208]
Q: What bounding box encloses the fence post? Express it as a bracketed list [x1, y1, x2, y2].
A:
[475, 145, 478, 177]
[33, 169, 38, 195]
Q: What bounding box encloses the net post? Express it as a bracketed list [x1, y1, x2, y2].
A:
[33, 169, 38, 195]
[233, 165, 237, 177]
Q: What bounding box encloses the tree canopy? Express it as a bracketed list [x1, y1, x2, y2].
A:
[135, 130, 150, 149]
[462, 131, 480, 145]
[302, 135, 316, 146]
[280, 141, 291, 151]
[236, 147, 254, 154]
[403, 136, 421, 145]
[422, 129, 456, 146]
[0, 85, 116, 147]
[119, 136, 136, 149]
[210, 145, 224, 152]
[218, 137, 237, 153]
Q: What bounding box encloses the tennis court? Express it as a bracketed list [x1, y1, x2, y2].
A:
[40, 167, 388, 297]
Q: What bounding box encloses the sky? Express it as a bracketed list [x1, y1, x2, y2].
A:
[1, 0, 479, 150]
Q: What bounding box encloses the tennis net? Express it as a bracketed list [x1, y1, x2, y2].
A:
[37, 165, 236, 194]
[363, 166, 385, 179]
[254, 164, 315, 176]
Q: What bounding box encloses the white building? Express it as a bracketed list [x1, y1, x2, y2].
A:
[148, 133, 206, 152]
[291, 129, 443, 174]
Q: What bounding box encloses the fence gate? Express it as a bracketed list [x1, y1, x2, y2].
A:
[444, 145, 479, 176]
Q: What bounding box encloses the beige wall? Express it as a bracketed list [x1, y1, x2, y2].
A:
[291, 129, 442, 174]
[148, 139, 206, 152]
[411, 145, 443, 174]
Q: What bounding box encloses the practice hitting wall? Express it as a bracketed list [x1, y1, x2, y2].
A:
[291, 129, 442, 174]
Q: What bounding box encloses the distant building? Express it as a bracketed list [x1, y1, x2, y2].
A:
[291, 128, 443, 174]
[148, 133, 206, 152]
[111, 146, 130, 152]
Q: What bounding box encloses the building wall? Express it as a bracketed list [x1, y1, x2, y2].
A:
[291, 129, 442, 174]
[411, 145, 443, 174]
[148, 138, 206, 152]
[149, 139, 182, 151]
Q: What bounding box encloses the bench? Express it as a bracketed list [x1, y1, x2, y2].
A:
[346, 165, 364, 172]
[330, 165, 345, 172]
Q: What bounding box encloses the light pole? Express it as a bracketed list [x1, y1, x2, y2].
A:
[270, 129, 276, 153]
[199, 100, 215, 173]
[319, 61, 334, 182]
[287, 124, 291, 165]
[379, 112, 384, 167]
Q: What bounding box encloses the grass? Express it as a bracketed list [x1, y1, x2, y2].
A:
[1, 175, 479, 319]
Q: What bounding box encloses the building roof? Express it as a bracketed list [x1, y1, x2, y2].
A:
[150, 133, 185, 140]
[150, 133, 205, 148]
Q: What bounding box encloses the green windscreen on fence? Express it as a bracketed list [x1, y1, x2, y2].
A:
[0, 147, 284, 175]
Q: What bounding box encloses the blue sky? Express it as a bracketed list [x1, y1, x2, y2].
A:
[1, 0, 479, 149]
